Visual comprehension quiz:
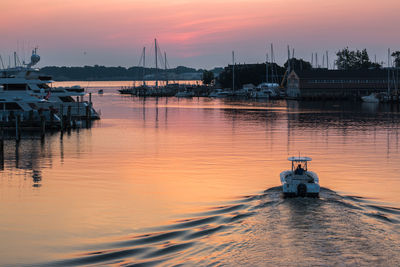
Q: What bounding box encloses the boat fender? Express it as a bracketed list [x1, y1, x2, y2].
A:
[297, 183, 307, 197]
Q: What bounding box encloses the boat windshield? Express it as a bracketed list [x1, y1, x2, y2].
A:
[288, 157, 312, 172]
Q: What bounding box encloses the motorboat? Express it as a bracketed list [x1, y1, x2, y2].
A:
[251, 83, 279, 99]
[361, 93, 379, 103]
[280, 156, 319, 197]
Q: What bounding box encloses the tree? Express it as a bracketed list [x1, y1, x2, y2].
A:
[392, 51, 400, 68]
[202, 70, 214, 85]
[284, 58, 312, 71]
[335, 47, 381, 70]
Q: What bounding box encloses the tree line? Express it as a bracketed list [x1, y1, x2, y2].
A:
[41, 65, 207, 81]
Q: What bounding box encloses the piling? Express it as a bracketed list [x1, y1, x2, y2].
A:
[60, 105, 64, 131]
[15, 115, 20, 142]
[50, 108, 54, 127]
[40, 115, 45, 140]
[67, 105, 72, 129]
[0, 127, 4, 170]
[86, 105, 90, 120]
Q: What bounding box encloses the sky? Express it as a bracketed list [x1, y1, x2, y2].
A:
[1, 0, 399, 69]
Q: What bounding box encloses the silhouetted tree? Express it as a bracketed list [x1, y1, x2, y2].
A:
[284, 58, 312, 71]
[202, 70, 214, 85]
[392, 51, 400, 68]
[335, 47, 381, 70]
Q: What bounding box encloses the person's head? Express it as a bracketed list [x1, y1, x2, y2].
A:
[298, 164, 301, 168]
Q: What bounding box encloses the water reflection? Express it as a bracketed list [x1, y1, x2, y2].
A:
[2, 93, 400, 266]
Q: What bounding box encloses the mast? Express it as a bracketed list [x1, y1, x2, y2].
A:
[311, 53, 314, 68]
[14, 52, 17, 67]
[164, 52, 168, 85]
[0, 55, 4, 69]
[326, 51, 329, 69]
[271, 43, 274, 83]
[232, 51, 235, 91]
[388, 48, 391, 95]
[155, 38, 158, 88]
[266, 52, 269, 84]
[287, 45, 290, 74]
[143, 47, 146, 86]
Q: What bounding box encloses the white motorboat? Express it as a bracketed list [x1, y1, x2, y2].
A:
[361, 93, 379, 103]
[280, 156, 320, 197]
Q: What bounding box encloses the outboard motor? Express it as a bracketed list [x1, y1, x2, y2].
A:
[297, 183, 307, 197]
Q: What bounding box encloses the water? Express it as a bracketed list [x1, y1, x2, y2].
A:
[1, 83, 400, 266]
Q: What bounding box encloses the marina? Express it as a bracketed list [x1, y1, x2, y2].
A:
[1, 87, 400, 265]
[2, 0, 400, 265]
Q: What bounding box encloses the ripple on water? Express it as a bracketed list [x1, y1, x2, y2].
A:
[37, 186, 400, 266]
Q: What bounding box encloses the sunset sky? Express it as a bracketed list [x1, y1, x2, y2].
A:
[1, 0, 399, 69]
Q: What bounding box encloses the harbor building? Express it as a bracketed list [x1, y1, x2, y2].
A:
[286, 69, 399, 99]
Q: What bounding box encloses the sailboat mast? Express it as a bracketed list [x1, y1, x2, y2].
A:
[266, 51, 269, 84]
[270, 43, 274, 83]
[143, 47, 146, 86]
[155, 38, 158, 88]
[232, 51, 235, 91]
[164, 52, 168, 86]
[388, 48, 391, 95]
[326, 51, 329, 69]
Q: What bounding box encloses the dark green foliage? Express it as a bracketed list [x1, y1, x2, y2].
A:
[216, 63, 286, 89]
[392, 51, 400, 68]
[40, 65, 202, 81]
[202, 70, 214, 85]
[335, 47, 381, 70]
[284, 58, 312, 71]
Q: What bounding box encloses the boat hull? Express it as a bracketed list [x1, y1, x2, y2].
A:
[280, 170, 320, 197]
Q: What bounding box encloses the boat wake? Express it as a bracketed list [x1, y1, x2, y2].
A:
[33, 187, 400, 266]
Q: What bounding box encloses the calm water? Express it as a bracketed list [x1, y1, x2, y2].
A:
[1, 82, 400, 266]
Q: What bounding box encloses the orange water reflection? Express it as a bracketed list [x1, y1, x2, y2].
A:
[1, 89, 400, 265]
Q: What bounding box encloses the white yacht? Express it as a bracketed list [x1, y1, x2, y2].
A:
[0, 85, 61, 124]
[361, 93, 379, 103]
[280, 156, 320, 197]
[0, 50, 100, 120]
